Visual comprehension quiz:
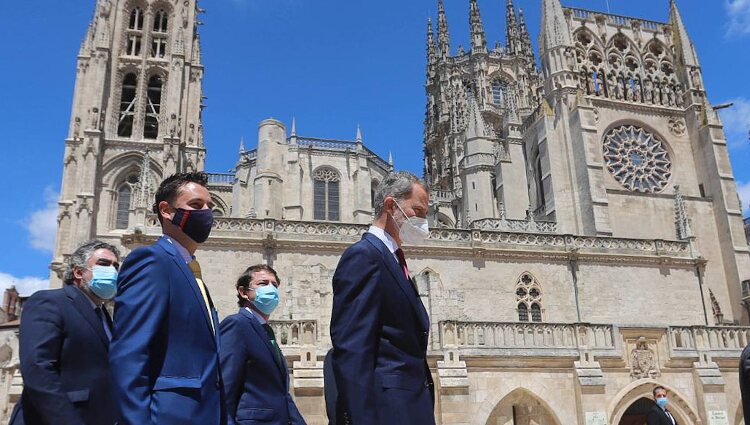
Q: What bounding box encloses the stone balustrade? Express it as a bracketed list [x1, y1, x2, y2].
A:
[471, 218, 558, 234]
[438, 321, 617, 356]
[267, 320, 318, 348]
[669, 326, 750, 357]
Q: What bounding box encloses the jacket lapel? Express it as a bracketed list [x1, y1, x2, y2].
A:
[239, 308, 286, 378]
[157, 237, 217, 343]
[362, 233, 430, 331]
[64, 285, 109, 348]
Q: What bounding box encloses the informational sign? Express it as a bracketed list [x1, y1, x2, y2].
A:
[585, 411, 607, 425]
[708, 410, 728, 425]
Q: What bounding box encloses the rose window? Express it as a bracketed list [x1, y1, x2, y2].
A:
[603, 125, 671, 193]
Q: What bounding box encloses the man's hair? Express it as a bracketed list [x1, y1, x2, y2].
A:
[652, 385, 666, 397]
[152, 172, 209, 223]
[63, 240, 121, 285]
[235, 264, 281, 307]
[373, 171, 429, 217]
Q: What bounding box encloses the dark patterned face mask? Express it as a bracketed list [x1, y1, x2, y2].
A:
[171, 207, 214, 243]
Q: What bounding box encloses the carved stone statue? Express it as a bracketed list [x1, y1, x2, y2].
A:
[644, 79, 653, 104]
[564, 47, 576, 70]
[630, 337, 660, 379]
[660, 84, 670, 106]
[674, 83, 684, 107]
[690, 68, 702, 90]
[633, 79, 642, 103]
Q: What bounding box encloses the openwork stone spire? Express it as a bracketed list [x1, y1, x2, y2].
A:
[674, 185, 693, 240]
[426, 17, 437, 67]
[437, 0, 451, 58]
[505, 0, 521, 55]
[469, 0, 487, 53]
[466, 95, 493, 140]
[518, 8, 535, 67]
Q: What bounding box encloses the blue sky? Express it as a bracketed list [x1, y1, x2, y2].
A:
[1, 0, 749, 290]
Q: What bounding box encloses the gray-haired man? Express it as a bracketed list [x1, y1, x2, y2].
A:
[330, 171, 435, 425]
[10, 240, 122, 425]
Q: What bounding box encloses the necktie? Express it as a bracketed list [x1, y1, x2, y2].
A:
[394, 248, 410, 280]
[187, 260, 216, 333]
[262, 323, 283, 366]
[665, 410, 675, 425]
[95, 307, 112, 341]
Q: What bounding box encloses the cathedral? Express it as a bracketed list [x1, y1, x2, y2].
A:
[0, 0, 748, 424]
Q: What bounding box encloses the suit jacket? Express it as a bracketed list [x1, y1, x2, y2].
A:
[109, 237, 225, 425]
[323, 349, 337, 425]
[12, 284, 120, 425]
[646, 404, 678, 425]
[219, 308, 305, 425]
[330, 232, 435, 425]
[740, 344, 750, 425]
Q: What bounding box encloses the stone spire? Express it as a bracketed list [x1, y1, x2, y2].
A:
[437, 0, 451, 58]
[505, 0, 521, 55]
[674, 185, 694, 240]
[466, 96, 493, 139]
[540, 0, 572, 51]
[518, 8, 536, 66]
[291, 117, 297, 137]
[132, 151, 153, 209]
[356, 124, 362, 143]
[427, 17, 437, 65]
[239, 137, 245, 153]
[469, 0, 487, 53]
[669, 0, 699, 67]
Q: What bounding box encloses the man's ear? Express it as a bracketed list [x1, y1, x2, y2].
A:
[158, 200, 173, 222]
[72, 266, 84, 282]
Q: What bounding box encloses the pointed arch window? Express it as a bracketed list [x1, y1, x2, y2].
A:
[115, 174, 139, 229]
[491, 79, 507, 106]
[151, 9, 169, 58]
[126, 7, 144, 56]
[313, 167, 340, 221]
[129, 7, 144, 30]
[153, 9, 168, 33]
[118, 73, 138, 137]
[515, 273, 543, 322]
[144, 75, 163, 139]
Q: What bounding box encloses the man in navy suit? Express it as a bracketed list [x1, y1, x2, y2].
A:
[219, 264, 306, 425]
[11, 240, 121, 425]
[109, 172, 225, 425]
[646, 386, 679, 425]
[330, 171, 434, 425]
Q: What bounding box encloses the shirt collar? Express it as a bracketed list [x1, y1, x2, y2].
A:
[163, 235, 193, 264]
[244, 306, 267, 324]
[367, 225, 399, 255]
[74, 285, 102, 309]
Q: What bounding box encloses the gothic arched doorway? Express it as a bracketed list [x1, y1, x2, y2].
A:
[485, 388, 562, 425]
[609, 380, 700, 425]
[618, 397, 653, 425]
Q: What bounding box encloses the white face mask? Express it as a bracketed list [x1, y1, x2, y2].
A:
[394, 202, 430, 244]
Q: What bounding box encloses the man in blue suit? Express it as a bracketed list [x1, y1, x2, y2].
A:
[11, 240, 121, 425]
[330, 171, 435, 425]
[219, 264, 306, 425]
[109, 172, 225, 425]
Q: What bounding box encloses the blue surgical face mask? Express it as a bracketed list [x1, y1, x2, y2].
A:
[88, 265, 118, 300]
[655, 397, 668, 408]
[251, 285, 279, 315]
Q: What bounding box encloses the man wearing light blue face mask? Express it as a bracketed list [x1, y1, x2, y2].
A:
[646, 386, 679, 425]
[11, 240, 122, 425]
[219, 264, 306, 425]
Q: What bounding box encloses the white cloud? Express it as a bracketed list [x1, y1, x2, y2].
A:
[0, 273, 49, 298]
[718, 98, 750, 149]
[726, 0, 750, 37]
[26, 187, 58, 254]
[738, 181, 750, 215]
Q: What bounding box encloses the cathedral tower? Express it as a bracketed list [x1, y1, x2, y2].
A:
[51, 0, 206, 285]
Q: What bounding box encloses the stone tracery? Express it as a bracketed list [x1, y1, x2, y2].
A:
[603, 125, 672, 193]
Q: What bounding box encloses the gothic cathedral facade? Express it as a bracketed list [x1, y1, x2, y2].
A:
[1, 0, 746, 424]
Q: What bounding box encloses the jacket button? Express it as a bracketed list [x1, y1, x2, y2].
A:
[215, 380, 221, 389]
